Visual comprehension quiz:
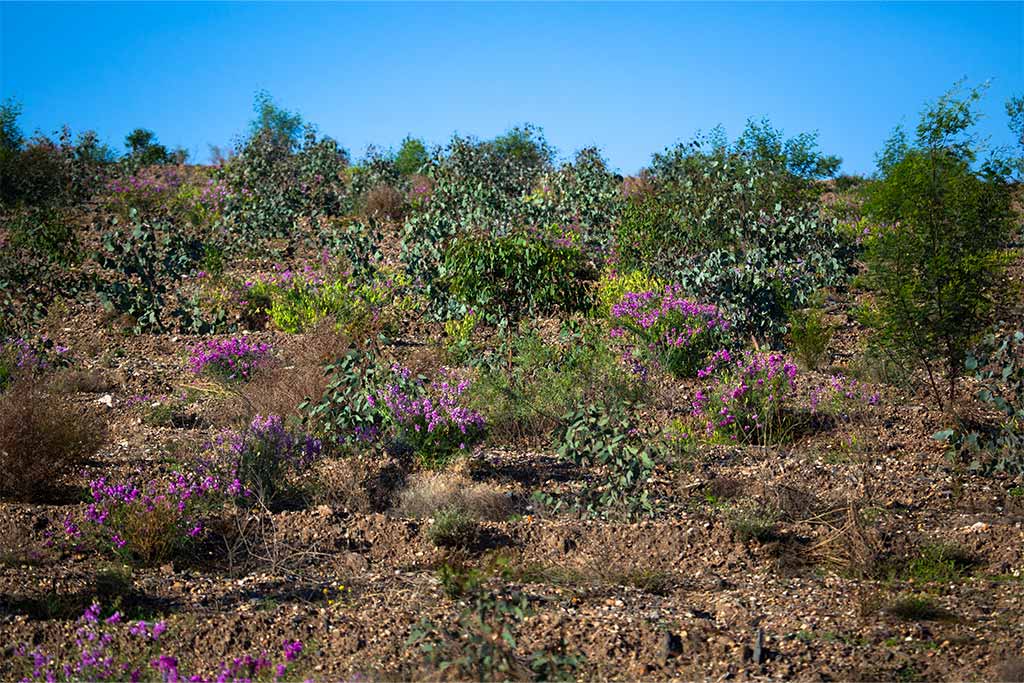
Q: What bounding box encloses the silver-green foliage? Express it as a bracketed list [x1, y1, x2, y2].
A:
[938, 330, 1024, 475]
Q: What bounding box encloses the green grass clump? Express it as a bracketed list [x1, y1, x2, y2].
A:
[903, 543, 976, 584]
[885, 595, 955, 622]
[428, 507, 477, 549]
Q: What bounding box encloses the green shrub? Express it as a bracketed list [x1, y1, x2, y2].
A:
[614, 194, 684, 273]
[95, 210, 206, 333]
[263, 266, 415, 338]
[862, 82, 1015, 408]
[0, 207, 85, 329]
[788, 304, 834, 370]
[937, 330, 1024, 474]
[0, 104, 110, 208]
[619, 129, 851, 343]
[903, 543, 975, 583]
[442, 311, 479, 364]
[301, 348, 385, 453]
[268, 279, 351, 333]
[547, 401, 661, 519]
[7, 207, 80, 266]
[441, 230, 594, 322]
[216, 103, 350, 244]
[400, 138, 620, 318]
[408, 567, 581, 681]
[0, 353, 12, 392]
[123, 128, 173, 167]
[394, 136, 429, 175]
[885, 596, 954, 622]
[470, 324, 638, 443]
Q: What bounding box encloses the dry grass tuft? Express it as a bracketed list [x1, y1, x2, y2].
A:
[52, 367, 122, 394]
[393, 471, 512, 522]
[805, 504, 883, 578]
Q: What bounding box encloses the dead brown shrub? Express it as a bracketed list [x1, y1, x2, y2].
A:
[310, 456, 378, 513]
[216, 322, 350, 427]
[0, 379, 106, 502]
[363, 183, 406, 221]
[805, 504, 883, 578]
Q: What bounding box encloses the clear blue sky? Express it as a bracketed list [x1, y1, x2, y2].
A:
[1, 2, 1020, 175]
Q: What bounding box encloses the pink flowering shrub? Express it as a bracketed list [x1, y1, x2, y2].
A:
[17, 602, 307, 682]
[685, 350, 881, 445]
[689, 350, 799, 443]
[106, 166, 185, 217]
[375, 366, 485, 468]
[173, 177, 230, 230]
[65, 415, 323, 562]
[188, 337, 272, 381]
[1, 335, 72, 388]
[66, 470, 227, 565]
[610, 285, 730, 377]
[205, 414, 323, 503]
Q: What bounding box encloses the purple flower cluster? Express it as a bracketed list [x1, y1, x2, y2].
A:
[18, 603, 307, 683]
[67, 469, 226, 557]
[3, 335, 71, 373]
[201, 414, 322, 502]
[809, 373, 881, 413]
[65, 418, 320, 558]
[196, 178, 229, 214]
[188, 337, 272, 381]
[265, 260, 328, 289]
[234, 414, 323, 471]
[378, 366, 484, 439]
[684, 350, 880, 444]
[17, 602, 167, 682]
[410, 178, 432, 202]
[689, 350, 798, 441]
[610, 285, 730, 377]
[375, 366, 485, 462]
[108, 167, 184, 198]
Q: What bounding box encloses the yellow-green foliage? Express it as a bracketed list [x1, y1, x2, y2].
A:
[443, 311, 479, 362]
[171, 183, 221, 230]
[266, 267, 417, 336]
[595, 268, 663, 317]
[269, 279, 349, 333]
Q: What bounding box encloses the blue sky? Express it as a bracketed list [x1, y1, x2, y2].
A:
[1, 2, 1020, 175]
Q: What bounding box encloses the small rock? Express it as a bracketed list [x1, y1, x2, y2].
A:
[98, 394, 114, 407]
[752, 628, 765, 664]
